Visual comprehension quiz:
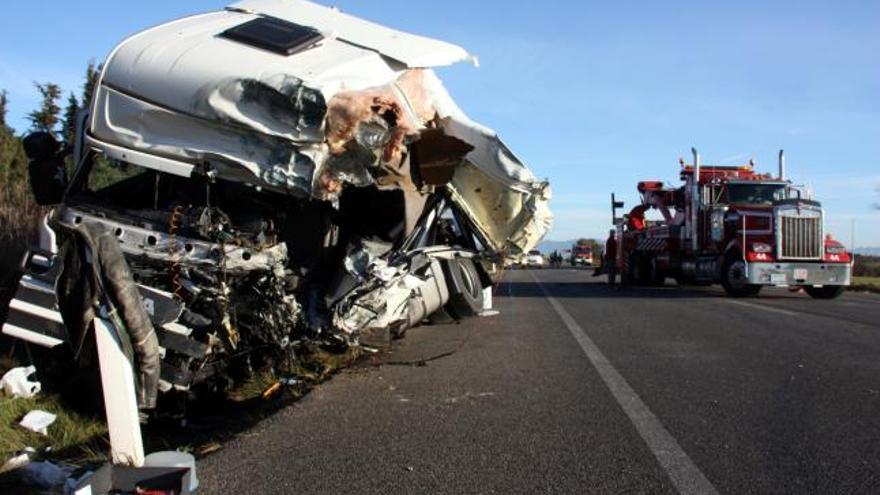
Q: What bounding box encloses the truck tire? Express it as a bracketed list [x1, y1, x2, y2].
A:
[442, 258, 484, 318]
[648, 256, 665, 286]
[622, 253, 636, 286]
[629, 252, 653, 286]
[721, 254, 762, 297]
[804, 285, 845, 299]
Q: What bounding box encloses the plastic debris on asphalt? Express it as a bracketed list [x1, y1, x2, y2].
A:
[19, 410, 57, 435]
[0, 366, 41, 398]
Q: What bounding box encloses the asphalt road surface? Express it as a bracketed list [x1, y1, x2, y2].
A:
[198, 268, 880, 494]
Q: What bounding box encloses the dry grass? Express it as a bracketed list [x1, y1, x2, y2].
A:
[0, 394, 108, 468]
[136, 344, 366, 463]
[227, 345, 364, 402]
[0, 175, 44, 292]
[0, 357, 107, 471]
[0, 303, 365, 475]
[0, 176, 44, 248]
[851, 276, 880, 293]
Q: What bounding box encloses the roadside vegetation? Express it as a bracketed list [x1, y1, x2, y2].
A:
[852, 254, 880, 292]
[0, 64, 100, 290]
[0, 395, 107, 468]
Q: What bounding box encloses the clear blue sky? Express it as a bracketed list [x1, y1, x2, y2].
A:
[2, 1, 878, 246]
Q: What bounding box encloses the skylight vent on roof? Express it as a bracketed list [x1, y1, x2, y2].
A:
[220, 16, 323, 56]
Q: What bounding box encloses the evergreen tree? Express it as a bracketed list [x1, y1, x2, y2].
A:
[0, 90, 29, 200]
[27, 82, 62, 136]
[82, 61, 101, 109]
[0, 90, 9, 133]
[0, 90, 11, 183]
[61, 92, 80, 146]
[0, 89, 15, 168]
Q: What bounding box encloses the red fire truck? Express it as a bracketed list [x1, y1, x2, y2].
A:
[571, 239, 595, 266]
[611, 149, 852, 298]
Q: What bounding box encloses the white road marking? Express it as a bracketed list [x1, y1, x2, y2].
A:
[530, 273, 719, 495]
[724, 299, 797, 316]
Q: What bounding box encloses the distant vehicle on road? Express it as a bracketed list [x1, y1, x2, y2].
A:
[570, 240, 595, 266]
[611, 148, 852, 298]
[525, 250, 546, 269]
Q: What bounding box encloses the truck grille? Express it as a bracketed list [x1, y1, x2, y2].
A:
[779, 215, 822, 259]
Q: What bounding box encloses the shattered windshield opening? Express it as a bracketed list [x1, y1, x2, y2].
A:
[66, 154, 158, 212]
[727, 183, 786, 205]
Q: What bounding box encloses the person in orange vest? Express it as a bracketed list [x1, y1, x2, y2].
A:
[605, 229, 618, 286]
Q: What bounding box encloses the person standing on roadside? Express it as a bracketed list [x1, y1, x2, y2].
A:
[605, 229, 618, 286]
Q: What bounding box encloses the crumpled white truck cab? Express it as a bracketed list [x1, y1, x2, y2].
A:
[91, 0, 551, 255]
[3, 0, 552, 410]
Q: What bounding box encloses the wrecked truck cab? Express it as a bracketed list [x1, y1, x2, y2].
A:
[3, 0, 552, 407]
[87, 0, 551, 253]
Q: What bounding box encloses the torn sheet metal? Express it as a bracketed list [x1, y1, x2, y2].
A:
[416, 70, 554, 254]
[449, 163, 553, 256]
[334, 250, 449, 337]
[91, 86, 322, 196]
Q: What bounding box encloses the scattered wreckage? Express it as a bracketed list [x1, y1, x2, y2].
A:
[3, 0, 552, 413]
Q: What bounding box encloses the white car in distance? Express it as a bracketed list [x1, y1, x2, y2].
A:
[525, 250, 545, 269]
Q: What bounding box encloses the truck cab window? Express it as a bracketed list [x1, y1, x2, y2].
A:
[86, 158, 149, 195]
[727, 184, 785, 205]
[71, 156, 156, 210]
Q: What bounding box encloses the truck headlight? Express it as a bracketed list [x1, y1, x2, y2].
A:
[826, 245, 847, 255]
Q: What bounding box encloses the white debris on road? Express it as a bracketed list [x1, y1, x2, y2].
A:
[18, 410, 57, 436]
[0, 366, 41, 398]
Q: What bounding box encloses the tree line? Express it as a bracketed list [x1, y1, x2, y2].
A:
[0, 62, 100, 259]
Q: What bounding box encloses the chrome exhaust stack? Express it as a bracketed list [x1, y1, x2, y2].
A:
[778, 149, 785, 181]
[691, 147, 701, 253]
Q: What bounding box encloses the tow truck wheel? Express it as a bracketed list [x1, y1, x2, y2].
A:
[648, 256, 665, 286]
[721, 255, 762, 297]
[635, 253, 653, 285]
[623, 253, 638, 286]
[804, 285, 845, 299]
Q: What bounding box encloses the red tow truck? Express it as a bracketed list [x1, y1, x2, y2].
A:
[611, 148, 852, 298]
